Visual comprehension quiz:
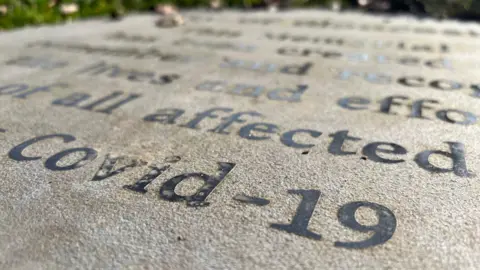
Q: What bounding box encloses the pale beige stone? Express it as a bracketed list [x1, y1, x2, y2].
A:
[0, 10, 480, 270]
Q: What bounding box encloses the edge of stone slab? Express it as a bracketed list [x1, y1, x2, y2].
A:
[1, 8, 479, 36]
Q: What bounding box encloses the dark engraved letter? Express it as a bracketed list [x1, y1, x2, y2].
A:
[430, 80, 463, 91]
[328, 130, 361, 155]
[337, 97, 370, 110]
[210, 111, 262, 135]
[379, 96, 409, 115]
[398, 76, 424, 87]
[280, 62, 313, 75]
[80, 91, 141, 114]
[76, 61, 108, 75]
[233, 194, 270, 206]
[0, 84, 29, 95]
[397, 56, 420, 66]
[411, 44, 433, 52]
[159, 162, 236, 207]
[425, 59, 452, 69]
[415, 142, 473, 177]
[277, 47, 310, 57]
[45, 147, 98, 171]
[126, 70, 155, 82]
[230, 84, 264, 97]
[270, 189, 322, 240]
[321, 50, 343, 59]
[195, 80, 226, 92]
[92, 154, 147, 181]
[265, 32, 289, 40]
[95, 93, 141, 114]
[280, 129, 322, 148]
[335, 201, 396, 249]
[239, 123, 279, 140]
[219, 58, 245, 69]
[151, 74, 180, 85]
[81, 91, 123, 110]
[9, 134, 76, 161]
[362, 142, 407, 164]
[52, 93, 91, 107]
[364, 72, 392, 84]
[124, 165, 171, 193]
[143, 108, 185, 124]
[180, 107, 233, 129]
[14, 83, 68, 99]
[337, 70, 362, 80]
[267, 85, 308, 102]
[435, 109, 477, 126]
[470, 84, 480, 98]
[410, 99, 439, 119]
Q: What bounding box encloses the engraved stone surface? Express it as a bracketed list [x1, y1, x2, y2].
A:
[1, 9, 480, 269]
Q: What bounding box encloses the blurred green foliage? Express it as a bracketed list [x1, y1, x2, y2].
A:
[0, 0, 478, 30]
[421, 0, 476, 18]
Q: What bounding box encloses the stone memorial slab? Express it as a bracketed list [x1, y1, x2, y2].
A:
[1, 9, 480, 269]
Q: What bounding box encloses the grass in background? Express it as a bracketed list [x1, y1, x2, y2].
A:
[0, 0, 478, 30]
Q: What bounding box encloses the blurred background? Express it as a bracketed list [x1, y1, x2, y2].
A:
[0, 0, 478, 30]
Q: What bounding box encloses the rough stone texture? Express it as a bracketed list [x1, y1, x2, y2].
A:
[1, 9, 480, 269]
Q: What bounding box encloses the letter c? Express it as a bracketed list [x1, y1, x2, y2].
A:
[398, 76, 424, 87]
[45, 147, 97, 171]
[280, 129, 322, 149]
[8, 134, 76, 161]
